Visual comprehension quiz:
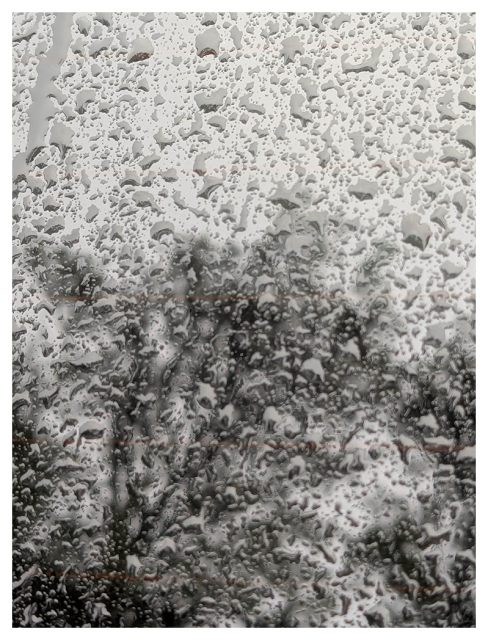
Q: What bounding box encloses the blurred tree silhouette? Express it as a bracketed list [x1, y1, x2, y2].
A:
[13, 227, 475, 627]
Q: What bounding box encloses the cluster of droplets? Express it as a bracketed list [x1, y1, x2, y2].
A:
[13, 12, 474, 628]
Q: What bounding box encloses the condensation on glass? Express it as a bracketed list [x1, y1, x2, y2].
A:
[12, 12, 475, 628]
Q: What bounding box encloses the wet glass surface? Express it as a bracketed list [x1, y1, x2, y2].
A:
[12, 12, 475, 627]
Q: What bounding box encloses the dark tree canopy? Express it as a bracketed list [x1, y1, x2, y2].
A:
[13, 225, 475, 627]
